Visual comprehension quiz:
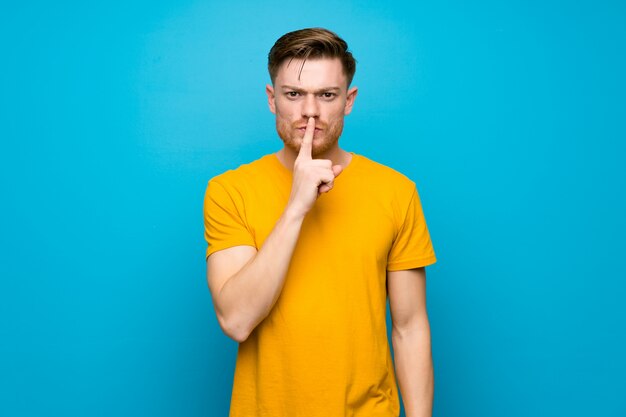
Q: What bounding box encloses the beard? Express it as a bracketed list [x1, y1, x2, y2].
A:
[275, 116, 344, 157]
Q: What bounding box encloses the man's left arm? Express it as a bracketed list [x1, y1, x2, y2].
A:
[388, 267, 433, 417]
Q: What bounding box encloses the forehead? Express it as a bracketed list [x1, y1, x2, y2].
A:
[274, 57, 347, 90]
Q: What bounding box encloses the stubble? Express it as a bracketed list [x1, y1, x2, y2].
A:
[275, 117, 344, 157]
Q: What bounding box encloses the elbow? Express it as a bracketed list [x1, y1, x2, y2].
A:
[228, 326, 251, 344]
[217, 313, 252, 343]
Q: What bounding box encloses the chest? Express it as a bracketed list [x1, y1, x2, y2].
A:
[244, 180, 397, 267]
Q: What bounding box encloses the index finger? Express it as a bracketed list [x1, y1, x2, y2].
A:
[297, 117, 315, 160]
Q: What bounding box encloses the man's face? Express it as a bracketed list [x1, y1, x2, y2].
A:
[266, 57, 358, 157]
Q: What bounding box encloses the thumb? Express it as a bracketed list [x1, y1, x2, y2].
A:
[332, 164, 344, 178]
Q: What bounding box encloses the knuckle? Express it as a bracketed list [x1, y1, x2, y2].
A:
[294, 159, 307, 170]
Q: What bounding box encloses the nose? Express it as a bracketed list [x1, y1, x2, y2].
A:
[301, 93, 320, 119]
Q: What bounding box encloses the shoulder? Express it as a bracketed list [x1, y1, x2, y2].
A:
[352, 153, 416, 193]
[208, 154, 275, 190]
[349, 153, 422, 230]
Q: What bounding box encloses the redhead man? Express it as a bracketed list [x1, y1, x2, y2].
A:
[204, 28, 437, 417]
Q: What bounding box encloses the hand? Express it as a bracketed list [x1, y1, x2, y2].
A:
[286, 117, 343, 218]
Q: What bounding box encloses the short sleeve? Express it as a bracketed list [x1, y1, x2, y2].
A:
[387, 186, 437, 271]
[203, 179, 256, 260]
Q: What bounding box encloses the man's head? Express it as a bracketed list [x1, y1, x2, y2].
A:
[266, 28, 358, 157]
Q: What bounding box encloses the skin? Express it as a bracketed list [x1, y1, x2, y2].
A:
[206, 56, 434, 417]
[265, 57, 357, 177]
[388, 267, 434, 417]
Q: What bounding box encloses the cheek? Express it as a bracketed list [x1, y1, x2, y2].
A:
[325, 107, 346, 125]
[326, 102, 346, 117]
[275, 100, 297, 119]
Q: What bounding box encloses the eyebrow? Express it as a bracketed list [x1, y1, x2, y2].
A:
[281, 85, 342, 93]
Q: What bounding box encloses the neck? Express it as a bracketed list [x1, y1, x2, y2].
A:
[276, 145, 352, 171]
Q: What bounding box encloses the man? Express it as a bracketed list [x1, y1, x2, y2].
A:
[204, 28, 437, 417]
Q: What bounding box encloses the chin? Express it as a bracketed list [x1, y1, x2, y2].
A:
[312, 139, 339, 156]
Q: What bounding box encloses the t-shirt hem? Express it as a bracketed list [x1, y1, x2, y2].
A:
[386, 255, 437, 271]
[206, 241, 257, 260]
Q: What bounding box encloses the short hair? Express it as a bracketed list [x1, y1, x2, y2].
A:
[268, 28, 357, 86]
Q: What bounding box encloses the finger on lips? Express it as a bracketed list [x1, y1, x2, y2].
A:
[298, 117, 316, 160]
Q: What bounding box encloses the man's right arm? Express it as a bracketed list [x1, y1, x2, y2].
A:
[206, 117, 342, 343]
[207, 207, 305, 343]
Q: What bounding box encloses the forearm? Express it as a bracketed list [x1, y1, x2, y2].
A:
[392, 320, 434, 417]
[217, 207, 305, 341]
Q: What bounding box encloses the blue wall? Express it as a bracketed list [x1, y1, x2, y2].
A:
[1, 1, 625, 416]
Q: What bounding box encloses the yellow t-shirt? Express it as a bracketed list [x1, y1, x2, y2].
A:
[204, 152, 437, 417]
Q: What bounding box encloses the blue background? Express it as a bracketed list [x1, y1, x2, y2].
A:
[1, 1, 625, 416]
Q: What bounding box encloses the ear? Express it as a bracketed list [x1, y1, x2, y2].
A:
[343, 86, 358, 116]
[266, 84, 276, 114]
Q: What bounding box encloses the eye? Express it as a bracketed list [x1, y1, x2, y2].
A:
[286, 91, 300, 98]
[321, 92, 336, 99]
